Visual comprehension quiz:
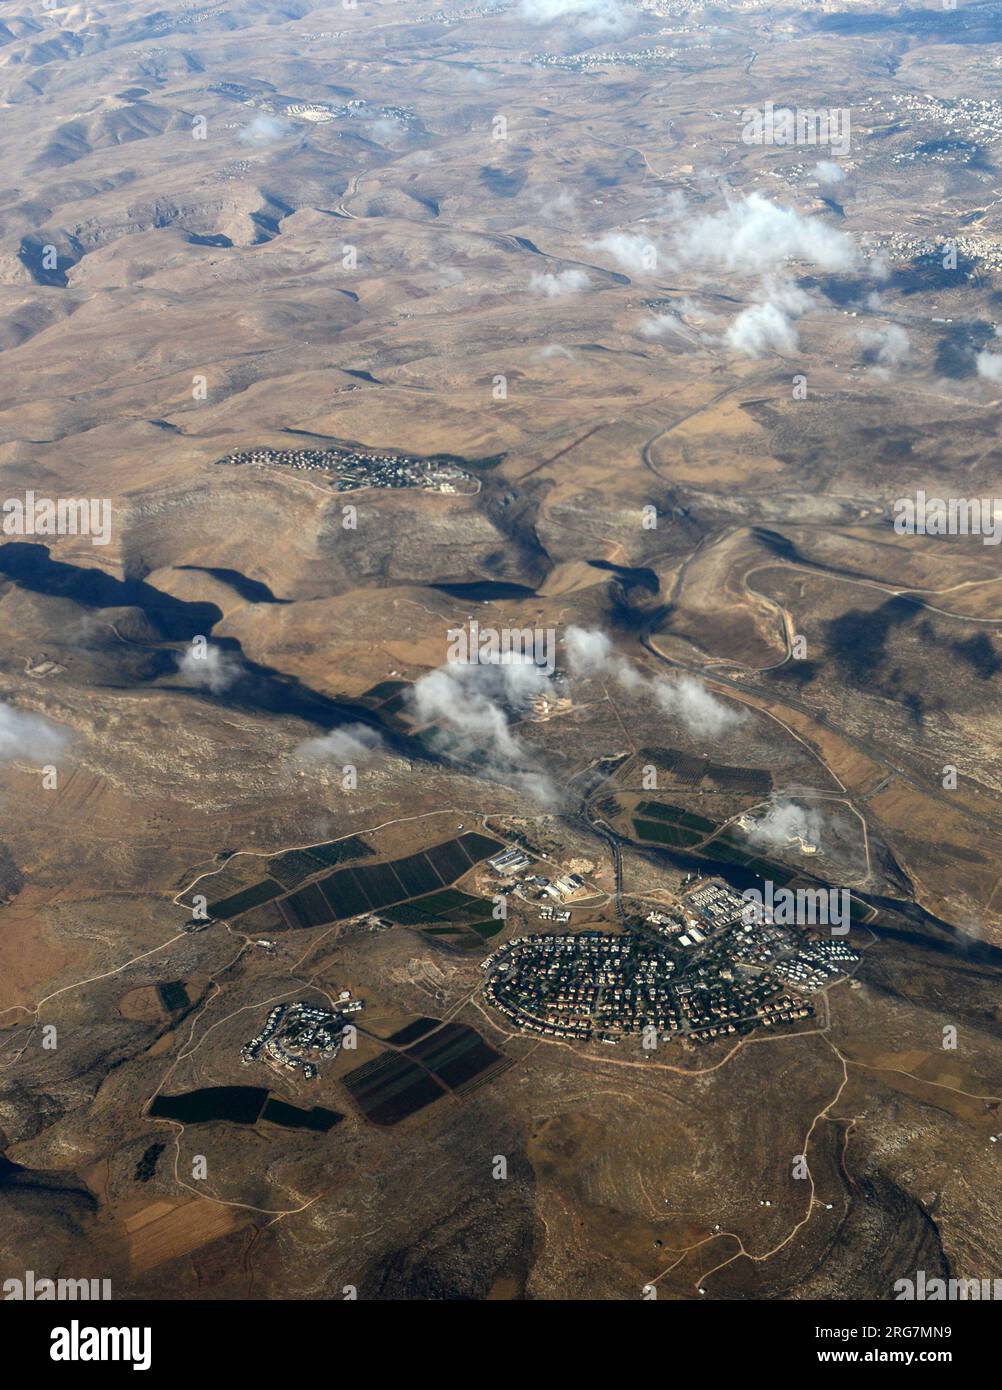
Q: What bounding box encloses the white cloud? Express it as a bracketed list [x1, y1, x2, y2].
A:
[814, 160, 846, 187]
[640, 313, 687, 340]
[976, 349, 1002, 384]
[0, 702, 69, 764]
[652, 675, 743, 740]
[662, 195, 861, 359]
[739, 799, 825, 854]
[727, 301, 800, 356]
[530, 267, 591, 297]
[368, 115, 406, 146]
[858, 323, 910, 370]
[589, 231, 660, 277]
[674, 192, 859, 275]
[563, 626, 743, 740]
[176, 643, 242, 694]
[639, 297, 712, 346]
[519, 0, 636, 38]
[726, 280, 812, 358]
[296, 724, 384, 764]
[407, 656, 556, 804]
[535, 187, 579, 225]
[239, 113, 293, 145]
[564, 625, 614, 675]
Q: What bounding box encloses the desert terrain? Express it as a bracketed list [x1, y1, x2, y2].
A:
[1, 0, 1001, 1302]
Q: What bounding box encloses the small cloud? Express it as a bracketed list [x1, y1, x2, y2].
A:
[589, 230, 660, 277]
[673, 192, 859, 275]
[459, 68, 493, 88]
[976, 349, 1002, 384]
[814, 160, 846, 187]
[530, 267, 591, 297]
[727, 303, 799, 357]
[519, 0, 636, 39]
[296, 724, 384, 764]
[639, 297, 711, 344]
[239, 113, 293, 145]
[564, 626, 614, 675]
[368, 115, 407, 146]
[652, 675, 743, 739]
[726, 281, 812, 358]
[176, 643, 242, 694]
[739, 799, 825, 854]
[563, 626, 743, 739]
[859, 323, 910, 371]
[535, 187, 579, 225]
[407, 657, 557, 805]
[0, 702, 69, 764]
[640, 313, 685, 340]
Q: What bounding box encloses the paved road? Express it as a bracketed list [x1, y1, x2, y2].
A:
[577, 809, 625, 926]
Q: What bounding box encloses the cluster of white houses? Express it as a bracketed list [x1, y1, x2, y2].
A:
[241, 996, 363, 1079]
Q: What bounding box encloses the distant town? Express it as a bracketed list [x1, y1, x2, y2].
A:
[416, 3, 506, 24]
[525, 47, 683, 73]
[217, 444, 479, 494]
[209, 82, 418, 130]
[482, 868, 859, 1047]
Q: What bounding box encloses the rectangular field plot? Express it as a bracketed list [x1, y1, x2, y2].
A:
[355, 859, 407, 904]
[636, 802, 716, 833]
[410, 888, 481, 918]
[272, 835, 506, 927]
[251, 828, 508, 928]
[417, 889, 471, 916]
[267, 849, 329, 889]
[633, 819, 705, 848]
[206, 879, 284, 919]
[469, 919, 505, 938]
[281, 882, 332, 928]
[318, 870, 370, 919]
[128, 1200, 240, 1276]
[387, 852, 442, 898]
[386, 1017, 441, 1046]
[457, 832, 503, 863]
[406, 1023, 507, 1091]
[306, 836, 373, 867]
[705, 764, 772, 795]
[340, 1052, 446, 1126]
[278, 898, 306, 930]
[637, 748, 771, 797]
[425, 837, 476, 883]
